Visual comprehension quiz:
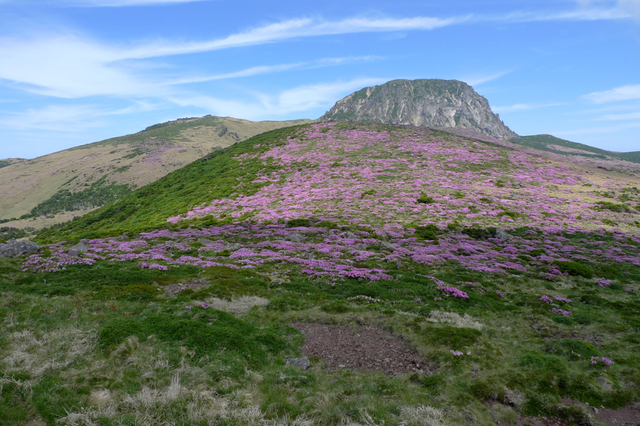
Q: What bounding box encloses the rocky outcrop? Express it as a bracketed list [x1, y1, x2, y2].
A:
[320, 79, 517, 140]
[0, 239, 39, 257]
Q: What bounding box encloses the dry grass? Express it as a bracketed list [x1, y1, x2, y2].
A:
[399, 406, 447, 426]
[427, 310, 484, 330]
[3, 327, 95, 378]
[202, 295, 270, 315]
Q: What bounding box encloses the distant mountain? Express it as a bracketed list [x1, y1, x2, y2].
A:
[320, 79, 517, 140]
[511, 134, 640, 164]
[0, 116, 310, 223]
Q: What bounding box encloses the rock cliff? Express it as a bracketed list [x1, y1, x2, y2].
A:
[320, 79, 517, 140]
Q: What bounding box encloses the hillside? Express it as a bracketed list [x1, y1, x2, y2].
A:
[2, 122, 637, 425]
[512, 134, 640, 165]
[320, 79, 518, 140]
[0, 115, 310, 224]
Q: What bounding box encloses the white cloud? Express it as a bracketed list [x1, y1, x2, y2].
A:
[575, 0, 640, 21]
[492, 103, 565, 113]
[461, 70, 514, 86]
[0, 101, 159, 131]
[168, 78, 386, 119]
[0, 104, 108, 131]
[584, 84, 640, 103]
[599, 111, 640, 120]
[165, 56, 381, 86]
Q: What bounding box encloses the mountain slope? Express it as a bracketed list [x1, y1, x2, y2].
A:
[320, 79, 517, 140]
[0, 115, 310, 222]
[18, 121, 640, 426]
[512, 134, 640, 164]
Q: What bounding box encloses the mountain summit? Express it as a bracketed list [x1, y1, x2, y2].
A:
[320, 79, 517, 140]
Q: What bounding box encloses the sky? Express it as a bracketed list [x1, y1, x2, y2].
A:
[0, 0, 639, 159]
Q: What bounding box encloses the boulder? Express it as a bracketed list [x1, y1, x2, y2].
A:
[224, 242, 243, 251]
[286, 232, 306, 243]
[198, 238, 215, 245]
[70, 241, 88, 254]
[0, 240, 39, 258]
[285, 357, 310, 370]
[495, 228, 512, 241]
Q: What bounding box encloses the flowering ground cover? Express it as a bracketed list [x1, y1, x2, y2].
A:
[2, 123, 640, 425]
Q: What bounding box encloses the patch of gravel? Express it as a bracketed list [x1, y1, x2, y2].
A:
[290, 323, 428, 375]
[595, 404, 640, 425]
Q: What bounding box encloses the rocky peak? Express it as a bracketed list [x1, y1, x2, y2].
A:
[320, 79, 517, 140]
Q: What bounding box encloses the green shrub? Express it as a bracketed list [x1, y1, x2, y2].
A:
[320, 302, 351, 314]
[544, 339, 600, 358]
[417, 193, 435, 204]
[554, 261, 594, 278]
[595, 201, 632, 213]
[98, 311, 290, 366]
[286, 218, 312, 228]
[422, 326, 481, 347]
[414, 224, 440, 241]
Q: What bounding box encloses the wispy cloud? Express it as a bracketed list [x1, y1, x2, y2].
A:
[599, 111, 640, 120]
[492, 103, 565, 113]
[165, 56, 381, 86]
[167, 78, 386, 119]
[461, 70, 514, 86]
[584, 84, 640, 103]
[575, 0, 640, 21]
[0, 102, 159, 131]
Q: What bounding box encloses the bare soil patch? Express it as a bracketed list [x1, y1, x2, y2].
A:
[159, 278, 210, 297]
[595, 405, 640, 425]
[290, 323, 427, 375]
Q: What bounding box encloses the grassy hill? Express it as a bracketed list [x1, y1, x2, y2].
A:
[512, 134, 640, 164]
[0, 116, 310, 224]
[2, 122, 640, 426]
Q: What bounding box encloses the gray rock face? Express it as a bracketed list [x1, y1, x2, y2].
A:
[495, 228, 512, 241]
[0, 240, 39, 258]
[70, 241, 88, 253]
[286, 232, 306, 243]
[285, 357, 310, 370]
[320, 79, 517, 140]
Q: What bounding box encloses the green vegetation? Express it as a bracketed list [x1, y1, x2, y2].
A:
[512, 134, 640, 164]
[37, 125, 309, 240]
[23, 175, 134, 218]
[80, 115, 223, 148]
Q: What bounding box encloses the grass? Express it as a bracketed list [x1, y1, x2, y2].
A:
[2, 122, 640, 425]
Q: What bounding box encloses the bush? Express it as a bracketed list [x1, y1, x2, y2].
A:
[416, 192, 435, 204]
[414, 224, 440, 241]
[422, 326, 481, 347]
[98, 311, 290, 366]
[286, 218, 311, 228]
[554, 261, 594, 278]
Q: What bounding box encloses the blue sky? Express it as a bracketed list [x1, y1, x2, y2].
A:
[0, 0, 639, 158]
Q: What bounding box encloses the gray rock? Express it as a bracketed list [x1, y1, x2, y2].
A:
[495, 228, 512, 241]
[344, 231, 358, 239]
[198, 238, 215, 245]
[70, 241, 88, 254]
[381, 241, 397, 249]
[320, 79, 518, 140]
[0, 240, 39, 258]
[224, 243, 243, 251]
[285, 357, 310, 370]
[68, 248, 80, 258]
[286, 232, 306, 243]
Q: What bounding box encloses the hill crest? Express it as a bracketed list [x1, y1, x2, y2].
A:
[320, 79, 517, 140]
